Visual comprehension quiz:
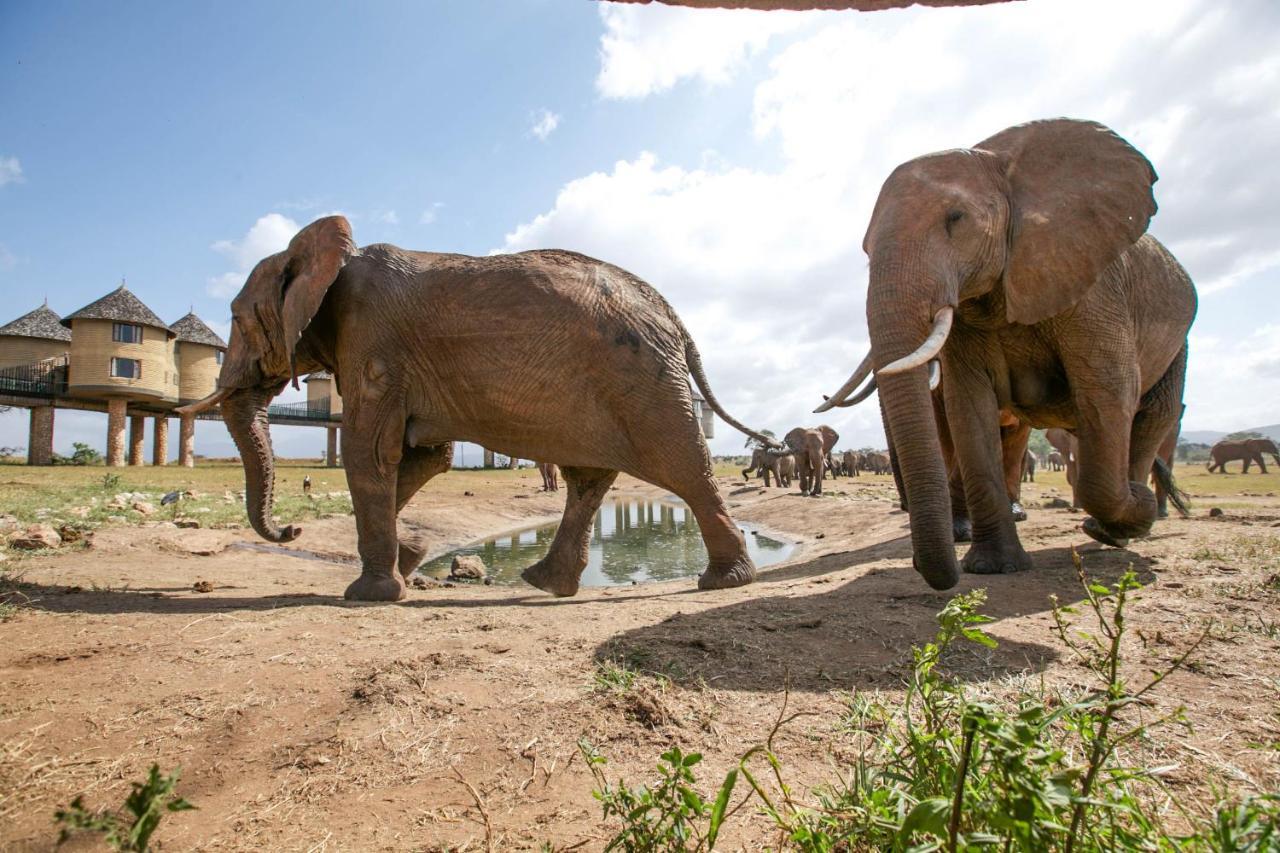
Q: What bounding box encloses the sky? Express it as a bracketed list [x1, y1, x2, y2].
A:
[1, 0, 1278, 461]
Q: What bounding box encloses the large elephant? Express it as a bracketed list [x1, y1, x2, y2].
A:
[1207, 438, 1280, 474]
[786, 425, 838, 496]
[179, 216, 779, 601]
[817, 118, 1196, 589]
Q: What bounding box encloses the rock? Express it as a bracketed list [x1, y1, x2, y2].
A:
[131, 501, 156, 516]
[56, 525, 90, 546]
[1208, 507, 1224, 518]
[68, 506, 91, 518]
[10, 523, 62, 550]
[1044, 497, 1072, 509]
[192, 580, 215, 593]
[449, 555, 487, 580]
[463, 491, 475, 497]
[175, 519, 201, 529]
[0, 514, 18, 533]
[107, 515, 128, 523]
[410, 576, 429, 590]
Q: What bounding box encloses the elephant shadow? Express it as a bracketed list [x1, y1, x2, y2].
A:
[591, 537, 1156, 694]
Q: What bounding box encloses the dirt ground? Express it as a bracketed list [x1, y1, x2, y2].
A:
[1, 462, 1278, 850]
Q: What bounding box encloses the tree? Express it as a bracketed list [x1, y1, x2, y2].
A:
[1027, 429, 1051, 459]
[745, 429, 776, 450]
[1225, 430, 1265, 441]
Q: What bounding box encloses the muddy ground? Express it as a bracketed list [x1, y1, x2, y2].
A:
[1, 463, 1278, 850]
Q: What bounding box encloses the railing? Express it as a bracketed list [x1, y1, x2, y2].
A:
[0, 356, 68, 398]
[191, 395, 340, 424]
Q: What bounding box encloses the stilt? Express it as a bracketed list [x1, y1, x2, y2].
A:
[152, 416, 169, 466]
[179, 413, 195, 467]
[483, 448, 495, 468]
[28, 405, 54, 466]
[128, 414, 146, 466]
[106, 398, 127, 467]
[326, 425, 339, 468]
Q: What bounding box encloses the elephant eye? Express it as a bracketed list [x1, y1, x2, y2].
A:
[944, 209, 965, 235]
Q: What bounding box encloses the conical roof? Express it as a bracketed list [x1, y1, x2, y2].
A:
[61, 285, 175, 337]
[304, 371, 332, 382]
[169, 311, 227, 349]
[0, 303, 72, 342]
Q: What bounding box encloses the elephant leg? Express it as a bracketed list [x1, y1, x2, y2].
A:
[522, 466, 617, 597]
[1001, 420, 1031, 522]
[394, 442, 454, 578]
[342, 411, 407, 602]
[942, 357, 1031, 575]
[933, 389, 971, 542]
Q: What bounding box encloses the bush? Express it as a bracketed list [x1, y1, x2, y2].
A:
[55, 764, 194, 851]
[583, 552, 1276, 850]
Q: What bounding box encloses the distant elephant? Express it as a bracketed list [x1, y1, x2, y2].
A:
[537, 461, 559, 492]
[817, 118, 1196, 589]
[1045, 427, 1079, 506]
[842, 449, 860, 476]
[1021, 448, 1036, 483]
[786, 425, 838, 496]
[179, 215, 780, 601]
[863, 451, 891, 475]
[1047, 451, 1064, 471]
[1207, 438, 1280, 474]
[825, 451, 842, 479]
[742, 445, 794, 487]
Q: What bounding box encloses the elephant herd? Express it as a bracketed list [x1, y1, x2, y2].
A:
[743, 437, 890, 493]
[184, 117, 1200, 601]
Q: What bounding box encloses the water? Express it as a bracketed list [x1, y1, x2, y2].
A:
[418, 497, 794, 587]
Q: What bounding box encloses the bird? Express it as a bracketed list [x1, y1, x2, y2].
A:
[161, 490, 181, 507]
[302, 476, 312, 495]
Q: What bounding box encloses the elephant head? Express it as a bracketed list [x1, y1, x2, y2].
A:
[818, 119, 1157, 589]
[178, 216, 357, 544]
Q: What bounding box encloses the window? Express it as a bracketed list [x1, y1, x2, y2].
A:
[110, 357, 141, 379]
[216, 350, 224, 365]
[112, 323, 143, 344]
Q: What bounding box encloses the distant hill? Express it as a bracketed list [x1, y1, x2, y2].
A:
[1181, 424, 1280, 445]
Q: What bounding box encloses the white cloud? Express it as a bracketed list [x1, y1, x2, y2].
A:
[530, 109, 561, 141]
[0, 156, 23, 186]
[596, 4, 814, 100]
[420, 203, 445, 225]
[208, 213, 300, 298]
[503, 0, 1280, 451]
[376, 209, 400, 226]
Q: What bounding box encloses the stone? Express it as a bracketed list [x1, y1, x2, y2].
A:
[175, 519, 201, 529]
[0, 514, 18, 534]
[449, 555, 487, 580]
[1044, 497, 1072, 509]
[1208, 507, 1224, 518]
[192, 580, 215, 593]
[131, 501, 156, 515]
[10, 523, 62, 550]
[68, 506, 91, 518]
[57, 525, 90, 546]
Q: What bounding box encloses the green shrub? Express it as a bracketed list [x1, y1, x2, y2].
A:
[55, 764, 194, 851]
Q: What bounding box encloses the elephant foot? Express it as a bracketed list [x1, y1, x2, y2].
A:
[521, 558, 580, 597]
[1081, 516, 1145, 549]
[344, 572, 406, 602]
[397, 541, 428, 578]
[1010, 502, 1028, 523]
[698, 557, 757, 590]
[962, 542, 1033, 576]
[952, 516, 972, 543]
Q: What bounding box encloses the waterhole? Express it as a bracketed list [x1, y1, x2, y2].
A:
[418, 497, 794, 587]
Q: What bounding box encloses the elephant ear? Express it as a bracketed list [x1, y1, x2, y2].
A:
[975, 118, 1157, 326]
[280, 216, 357, 376]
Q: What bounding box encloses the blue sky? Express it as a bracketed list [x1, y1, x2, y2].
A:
[2, 0, 1278, 460]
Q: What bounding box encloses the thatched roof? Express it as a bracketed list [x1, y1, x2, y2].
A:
[169, 312, 227, 349]
[62, 285, 175, 337]
[304, 371, 332, 382]
[0, 303, 72, 342]
[612, 0, 1015, 9]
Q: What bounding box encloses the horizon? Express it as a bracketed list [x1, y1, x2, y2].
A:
[3, 0, 1277, 459]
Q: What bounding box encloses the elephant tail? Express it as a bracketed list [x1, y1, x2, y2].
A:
[684, 336, 782, 449]
[1152, 457, 1192, 518]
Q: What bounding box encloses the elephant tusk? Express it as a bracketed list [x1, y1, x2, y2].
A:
[878, 306, 954, 376]
[928, 359, 941, 391]
[174, 385, 234, 416]
[813, 351, 873, 413]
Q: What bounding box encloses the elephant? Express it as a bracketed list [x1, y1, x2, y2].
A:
[537, 461, 559, 492]
[1207, 438, 1280, 474]
[842, 449, 860, 476]
[862, 451, 891, 475]
[817, 118, 1196, 589]
[825, 451, 842, 479]
[786, 425, 838, 496]
[742, 445, 794, 487]
[1047, 451, 1064, 471]
[178, 215, 780, 601]
[1021, 448, 1036, 483]
[1045, 427, 1080, 507]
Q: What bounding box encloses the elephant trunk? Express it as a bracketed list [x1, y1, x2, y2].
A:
[868, 267, 959, 590]
[221, 386, 301, 544]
